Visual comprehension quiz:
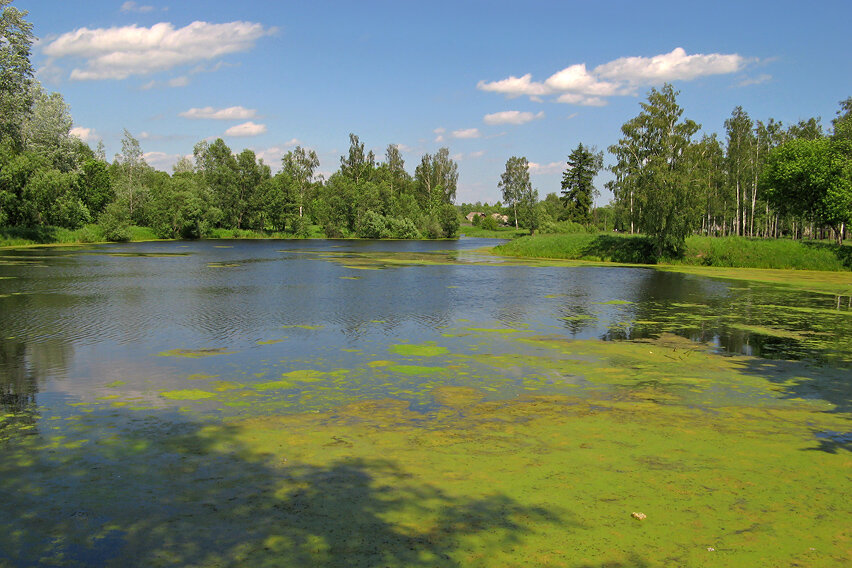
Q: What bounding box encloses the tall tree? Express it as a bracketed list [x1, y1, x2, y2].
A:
[113, 129, 148, 222]
[724, 106, 754, 236]
[499, 156, 532, 229]
[786, 117, 824, 140]
[414, 148, 458, 211]
[608, 84, 701, 256]
[194, 138, 238, 228]
[832, 97, 852, 142]
[384, 144, 409, 198]
[340, 133, 374, 183]
[281, 145, 319, 218]
[21, 83, 77, 172]
[762, 137, 851, 244]
[560, 143, 603, 223]
[0, 0, 34, 149]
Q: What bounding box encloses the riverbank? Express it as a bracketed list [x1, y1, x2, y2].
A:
[494, 233, 852, 272]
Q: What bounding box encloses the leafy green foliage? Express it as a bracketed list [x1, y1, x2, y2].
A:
[560, 143, 603, 223]
[609, 84, 702, 256]
[762, 137, 852, 244]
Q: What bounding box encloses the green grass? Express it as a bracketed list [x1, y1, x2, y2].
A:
[459, 224, 527, 239]
[676, 235, 850, 270]
[0, 224, 164, 248]
[495, 232, 852, 271]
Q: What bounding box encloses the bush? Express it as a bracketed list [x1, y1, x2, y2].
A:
[480, 215, 498, 231]
[98, 202, 132, 242]
[386, 216, 421, 239]
[437, 202, 460, 238]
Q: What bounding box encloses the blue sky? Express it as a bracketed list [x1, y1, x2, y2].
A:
[19, 0, 852, 205]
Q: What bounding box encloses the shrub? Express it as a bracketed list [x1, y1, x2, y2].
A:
[480, 215, 498, 231]
[98, 202, 132, 242]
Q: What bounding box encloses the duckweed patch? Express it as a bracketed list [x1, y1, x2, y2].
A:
[160, 389, 217, 400]
[389, 342, 449, 357]
[157, 348, 235, 358]
[388, 364, 444, 375]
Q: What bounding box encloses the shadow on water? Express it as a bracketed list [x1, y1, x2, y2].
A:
[0, 404, 567, 567]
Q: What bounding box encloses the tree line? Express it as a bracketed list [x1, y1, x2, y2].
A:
[0, 2, 460, 241]
[2, 2, 849, 251]
[490, 85, 850, 255]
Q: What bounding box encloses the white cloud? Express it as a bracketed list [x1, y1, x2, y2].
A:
[544, 63, 620, 96]
[738, 73, 772, 87]
[143, 151, 185, 171]
[469, 150, 486, 158]
[476, 74, 550, 98]
[452, 128, 481, 139]
[180, 105, 257, 120]
[44, 20, 274, 80]
[527, 161, 563, 175]
[69, 126, 95, 141]
[479, 47, 750, 106]
[224, 121, 267, 137]
[555, 93, 607, 106]
[121, 1, 155, 13]
[483, 110, 544, 125]
[594, 48, 747, 84]
[168, 76, 189, 87]
[254, 144, 295, 167]
[433, 127, 445, 143]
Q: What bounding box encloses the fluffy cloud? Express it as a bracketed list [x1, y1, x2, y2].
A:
[143, 151, 188, 171]
[483, 110, 544, 125]
[254, 140, 301, 167]
[43, 20, 274, 80]
[594, 48, 746, 83]
[478, 47, 750, 106]
[527, 161, 563, 175]
[224, 121, 267, 137]
[69, 126, 95, 142]
[180, 106, 257, 120]
[452, 128, 481, 139]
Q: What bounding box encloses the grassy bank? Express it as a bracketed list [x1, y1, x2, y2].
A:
[458, 224, 527, 239]
[0, 224, 160, 248]
[0, 224, 327, 248]
[494, 232, 852, 271]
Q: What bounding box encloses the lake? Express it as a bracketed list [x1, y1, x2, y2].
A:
[1, 239, 850, 567]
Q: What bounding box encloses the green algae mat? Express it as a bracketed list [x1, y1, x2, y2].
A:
[0, 240, 850, 567]
[2, 330, 849, 567]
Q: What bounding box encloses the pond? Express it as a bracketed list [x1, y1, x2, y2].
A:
[1, 238, 850, 567]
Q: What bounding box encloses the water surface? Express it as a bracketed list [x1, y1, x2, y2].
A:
[1, 239, 850, 567]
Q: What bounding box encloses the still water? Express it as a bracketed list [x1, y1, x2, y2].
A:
[2, 238, 849, 410]
[1, 238, 850, 566]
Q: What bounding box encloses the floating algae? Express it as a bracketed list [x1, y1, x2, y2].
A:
[389, 342, 449, 357]
[157, 348, 235, 358]
[389, 364, 444, 375]
[253, 369, 348, 391]
[160, 389, 217, 401]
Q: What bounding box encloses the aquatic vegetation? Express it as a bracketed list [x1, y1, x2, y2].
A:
[157, 348, 236, 358]
[160, 389, 217, 400]
[388, 364, 444, 375]
[389, 342, 449, 357]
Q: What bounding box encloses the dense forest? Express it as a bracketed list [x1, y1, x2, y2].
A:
[1, 2, 850, 255]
